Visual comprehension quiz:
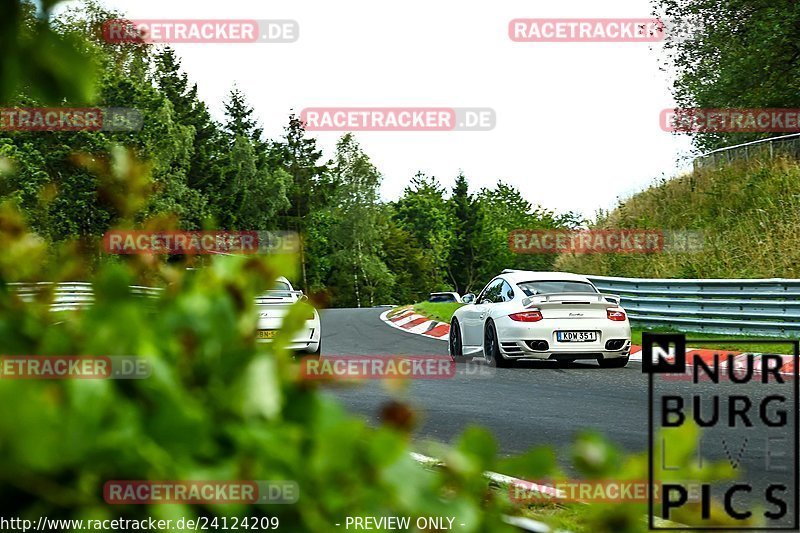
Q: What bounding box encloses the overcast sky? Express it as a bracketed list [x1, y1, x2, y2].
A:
[64, 0, 696, 219]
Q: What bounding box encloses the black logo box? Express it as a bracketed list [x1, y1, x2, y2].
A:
[643, 333, 799, 531]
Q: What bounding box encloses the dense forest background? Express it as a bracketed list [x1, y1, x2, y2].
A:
[7, 0, 796, 306]
[0, 2, 582, 307]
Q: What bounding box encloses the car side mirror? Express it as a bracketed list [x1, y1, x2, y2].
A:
[462, 293, 476, 304]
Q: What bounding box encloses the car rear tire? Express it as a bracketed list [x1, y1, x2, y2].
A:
[484, 320, 511, 368]
[598, 355, 628, 368]
[449, 319, 464, 361]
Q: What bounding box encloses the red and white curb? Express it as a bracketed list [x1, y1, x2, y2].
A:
[381, 308, 795, 375]
[380, 306, 450, 340]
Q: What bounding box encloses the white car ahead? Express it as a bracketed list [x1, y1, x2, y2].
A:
[256, 277, 321, 358]
[449, 270, 631, 368]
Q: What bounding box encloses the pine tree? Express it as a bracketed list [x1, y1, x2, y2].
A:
[393, 172, 454, 291]
[154, 48, 222, 199]
[217, 87, 289, 230]
[449, 172, 484, 294]
[223, 86, 262, 142]
[275, 113, 328, 291]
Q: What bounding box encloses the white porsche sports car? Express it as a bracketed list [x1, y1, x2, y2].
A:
[449, 270, 631, 368]
[255, 276, 321, 358]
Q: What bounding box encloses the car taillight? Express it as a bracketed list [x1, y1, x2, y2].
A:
[607, 309, 626, 321]
[509, 311, 543, 322]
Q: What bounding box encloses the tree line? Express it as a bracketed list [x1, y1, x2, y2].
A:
[0, 2, 581, 307]
[655, 0, 800, 152]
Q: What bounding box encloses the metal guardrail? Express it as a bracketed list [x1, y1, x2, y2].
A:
[7, 283, 301, 312]
[693, 133, 800, 170]
[8, 282, 162, 312]
[587, 275, 800, 337]
[11, 277, 800, 337]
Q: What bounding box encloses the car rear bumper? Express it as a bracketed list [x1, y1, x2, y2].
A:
[257, 336, 321, 353]
[494, 316, 631, 360]
[256, 320, 321, 352]
[497, 346, 631, 360]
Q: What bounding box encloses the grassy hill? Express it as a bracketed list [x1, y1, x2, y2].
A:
[555, 157, 800, 279]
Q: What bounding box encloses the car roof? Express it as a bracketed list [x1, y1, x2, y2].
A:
[499, 270, 593, 284]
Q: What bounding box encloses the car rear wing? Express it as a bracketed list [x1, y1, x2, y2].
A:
[522, 292, 622, 308]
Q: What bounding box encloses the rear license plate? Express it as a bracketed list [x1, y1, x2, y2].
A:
[257, 330, 278, 339]
[557, 331, 597, 342]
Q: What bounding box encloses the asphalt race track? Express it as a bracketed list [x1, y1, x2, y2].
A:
[321, 308, 648, 455]
[320, 308, 797, 523]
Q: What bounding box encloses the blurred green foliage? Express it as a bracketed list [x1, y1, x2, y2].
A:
[0, 1, 746, 532]
[0, 0, 97, 104]
[0, 129, 527, 531]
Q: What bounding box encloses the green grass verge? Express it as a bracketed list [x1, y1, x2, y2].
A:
[631, 327, 797, 355]
[554, 157, 800, 279]
[411, 301, 464, 323]
[388, 302, 464, 323]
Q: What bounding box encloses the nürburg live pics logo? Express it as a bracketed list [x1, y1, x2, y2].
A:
[644, 333, 798, 530]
